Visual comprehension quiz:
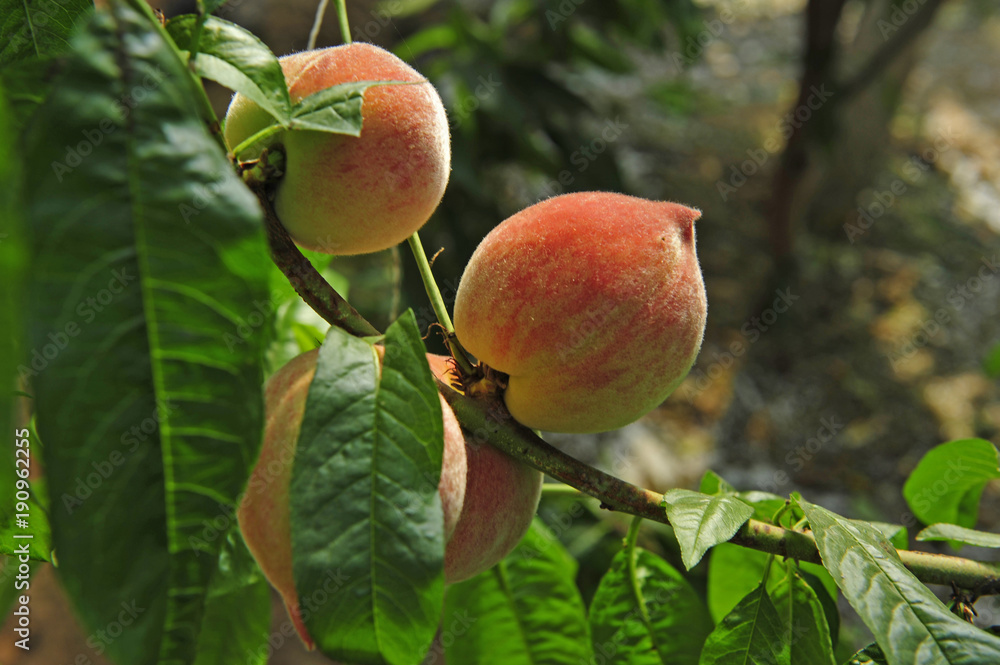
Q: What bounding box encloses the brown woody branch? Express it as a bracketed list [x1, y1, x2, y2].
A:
[439, 380, 1000, 595]
[251, 181, 379, 338]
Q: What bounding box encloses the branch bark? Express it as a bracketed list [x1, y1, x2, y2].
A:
[440, 381, 1000, 595]
[253, 184, 380, 338]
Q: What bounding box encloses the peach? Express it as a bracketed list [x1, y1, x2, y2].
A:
[425, 355, 543, 583]
[238, 349, 541, 648]
[453, 191, 707, 433]
[224, 43, 450, 255]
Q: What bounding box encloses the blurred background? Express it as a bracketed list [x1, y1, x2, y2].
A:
[3, 0, 999, 662]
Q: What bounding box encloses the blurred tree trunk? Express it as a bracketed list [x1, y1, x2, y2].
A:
[767, 0, 946, 266]
[803, 0, 944, 243]
[767, 0, 847, 265]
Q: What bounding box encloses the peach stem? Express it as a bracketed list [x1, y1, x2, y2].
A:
[407, 232, 476, 377]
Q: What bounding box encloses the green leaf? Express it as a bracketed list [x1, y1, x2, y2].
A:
[20, 2, 270, 663]
[203, 0, 229, 13]
[916, 523, 1000, 548]
[443, 519, 593, 665]
[707, 543, 770, 624]
[193, 528, 271, 665]
[983, 342, 1000, 378]
[289, 80, 404, 134]
[799, 569, 840, 649]
[799, 499, 1000, 664]
[0, 57, 56, 132]
[770, 566, 836, 665]
[738, 491, 788, 524]
[589, 547, 712, 665]
[165, 15, 291, 125]
[843, 643, 888, 665]
[699, 469, 736, 495]
[0, 82, 47, 561]
[0, 556, 42, 619]
[0, 0, 93, 66]
[0, 447, 52, 561]
[661, 489, 754, 570]
[869, 522, 908, 550]
[698, 582, 790, 665]
[706, 543, 837, 635]
[697, 472, 786, 523]
[291, 312, 444, 665]
[291, 322, 326, 352]
[902, 438, 1000, 529]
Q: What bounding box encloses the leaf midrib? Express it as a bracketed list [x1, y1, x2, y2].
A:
[20, 0, 40, 57]
[495, 564, 535, 664]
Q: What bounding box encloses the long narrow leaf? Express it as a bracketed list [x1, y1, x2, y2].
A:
[443, 520, 593, 664]
[698, 582, 789, 665]
[589, 547, 712, 664]
[0, 0, 92, 66]
[291, 313, 445, 665]
[800, 500, 1000, 664]
[21, 1, 270, 663]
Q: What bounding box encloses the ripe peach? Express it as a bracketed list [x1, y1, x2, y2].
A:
[453, 191, 707, 433]
[426, 355, 543, 583]
[238, 350, 541, 648]
[224, 43, 450, 255]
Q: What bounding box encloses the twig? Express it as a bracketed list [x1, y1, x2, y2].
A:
[308, 0, 331, 50]
[253, 183, 379, 337]
[407, 232, 476, 377]
[439, 381, 1000, 595]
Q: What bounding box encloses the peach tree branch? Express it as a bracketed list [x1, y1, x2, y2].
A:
[439, 382, 1000, 596]
[252, 180, 380, 338]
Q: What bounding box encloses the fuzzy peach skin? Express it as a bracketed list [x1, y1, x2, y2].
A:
[426, 355, 543, 583]
[238, 350, 541, 648]
[223, 43, 450, 255]
[453, 191, 707, 433]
